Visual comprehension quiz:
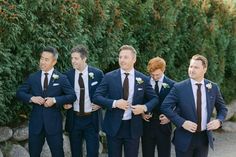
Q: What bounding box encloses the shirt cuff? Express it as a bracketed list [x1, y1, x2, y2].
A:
[53, 97, 56, 104]
[143, 105, 147, 112]
[112, 100, 117, 108]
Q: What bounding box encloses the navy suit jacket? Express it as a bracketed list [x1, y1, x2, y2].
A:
[152, 76, 175, 115]
[93, 69, 158, 138]
[161, 79, 228, 152]
[16, 69, 76, 135]
[143, 76, 175, 137]
[64, 66, 104, 132]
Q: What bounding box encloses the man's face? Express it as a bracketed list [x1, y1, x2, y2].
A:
[39, 51, 57, 72]
[71, 52, 86, 70]
[188, 59, 207, 82]
[119, 49, 136, 71]
[150, 69, 164, 81]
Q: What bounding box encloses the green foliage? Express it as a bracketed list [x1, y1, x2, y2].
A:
[0, 0, 235, 125]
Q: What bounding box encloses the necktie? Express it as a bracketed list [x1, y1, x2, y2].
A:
[155, 80, 159, 94]
[196, 83, 202, 132]
[79, 73, 85, 113]
[43, 73, 48, 91]
[123, 73, 129, 100]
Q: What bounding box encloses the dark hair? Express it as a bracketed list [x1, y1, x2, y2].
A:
[71, 44, 88, 59]
[42, 46, 58, 60]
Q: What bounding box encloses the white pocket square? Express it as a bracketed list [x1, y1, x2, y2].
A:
[91, 81, 98, 86]
[53, 83, 59, 86]
[138, 88, 143, 91]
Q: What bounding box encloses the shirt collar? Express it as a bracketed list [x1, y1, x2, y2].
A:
[42, 68, 54, 76]
[151, 74, 165, 83]
[190, 78, 205, 86]
[120, 68, 135, 77]
[75, 65, 88, 74]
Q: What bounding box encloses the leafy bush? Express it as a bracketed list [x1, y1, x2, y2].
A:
[0, 0, 235, 125]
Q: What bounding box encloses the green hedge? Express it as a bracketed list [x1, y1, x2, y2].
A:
[0, 0, 235, 125]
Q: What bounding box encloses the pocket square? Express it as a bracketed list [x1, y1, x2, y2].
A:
[53, 83, 59, 86]
[91, 81, 98, 86]
[137, 88, 143, 91]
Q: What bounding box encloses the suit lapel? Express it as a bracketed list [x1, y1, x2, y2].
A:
[186, 79, 198, 119]
[37, 71, 43, 92]
[204, 79, 211, 121]
[133, 70, 139, 101]
[48, 70, 56, 89]
[88, 66, 92, 99]
[116, 69, 123, 98]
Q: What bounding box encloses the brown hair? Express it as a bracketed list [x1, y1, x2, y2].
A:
[147, 57, 166, 73]
[191, 54, 208, 68]
[119, 45, 137, 56]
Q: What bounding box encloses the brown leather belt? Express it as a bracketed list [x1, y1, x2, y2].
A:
[74, 111, 92, 116]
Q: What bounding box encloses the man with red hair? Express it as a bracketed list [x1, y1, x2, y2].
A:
[142, 56, 175, 157]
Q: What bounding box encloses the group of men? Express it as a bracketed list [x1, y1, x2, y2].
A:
[16, 44, 228, 157]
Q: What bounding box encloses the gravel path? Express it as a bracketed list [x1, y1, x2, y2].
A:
[100, 131, 236, 157]
[208, 131, 236, 157]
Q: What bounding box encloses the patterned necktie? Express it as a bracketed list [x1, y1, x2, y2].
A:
[196, 83, 202, 132]
[123, 73, 129, 100]
[43, 73, 48, 91]
[79, 73, 85, 113]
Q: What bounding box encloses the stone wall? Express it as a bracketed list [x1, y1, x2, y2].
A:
[0, 101, 236, 157]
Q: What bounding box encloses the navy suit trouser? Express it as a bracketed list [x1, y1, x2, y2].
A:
[142, 119, 172, 157]
[106, 120, 140, 157]
[29, 127, 64, 157]
[69, 114, 99, 157]
[175, 131, 209, 157]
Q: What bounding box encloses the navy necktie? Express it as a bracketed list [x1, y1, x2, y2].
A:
[155, 80, 159, 94]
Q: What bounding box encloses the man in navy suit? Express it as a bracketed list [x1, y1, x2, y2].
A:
[63, 45, 104, 157]
[142, 57, 175, 157]
[161, 54, 228, 157]
[16, 46, 76, 157]
[93, 45, 158, 157]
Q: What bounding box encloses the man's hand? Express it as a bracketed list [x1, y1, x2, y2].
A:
[64, 104, 73, 109]
[131, 105, 146, 115]
[159, 114, 170, 125]
[30, 96, 45, 105]
[92, 103, 101, 112]
[44, 97, 55, 107]
[182, 120, 198, 133]
[115, 99, 130, 110]
[142, 113, 152, 122]
[207, 119, 221, 130]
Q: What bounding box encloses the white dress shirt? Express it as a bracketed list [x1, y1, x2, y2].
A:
[120, 68, 135, 120]
[73, 66, 92, 112]
[190, 79, 208, 131]
[41, 68, 54, 90]
[150, 74, 164, 92]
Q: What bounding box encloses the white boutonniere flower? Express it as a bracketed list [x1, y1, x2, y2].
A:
[136, 77, 144, 84]
[162, 83, 170, 88]
[52, 74, 59, 80]
[206, 83, 212, 90]
[89, 72, 94, 79]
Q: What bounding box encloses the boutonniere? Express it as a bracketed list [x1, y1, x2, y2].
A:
[206, 82, 212, 90]
[89, 72, 94, 79]
[52, 74, 59, 80]
[136, 77, 144, 84]
[162, 83, 170, 88]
